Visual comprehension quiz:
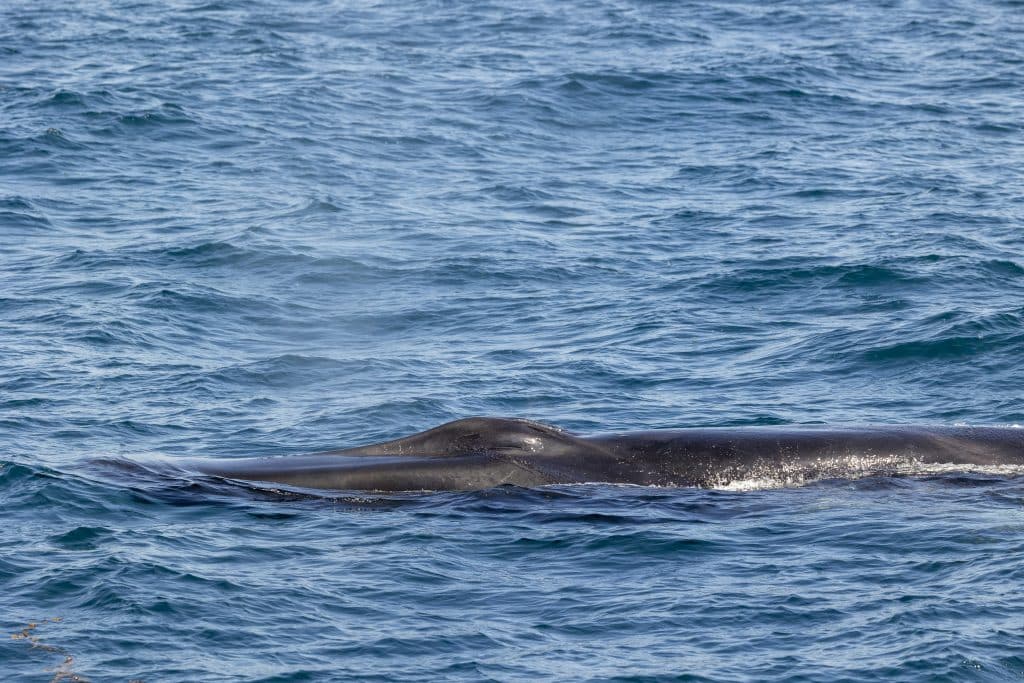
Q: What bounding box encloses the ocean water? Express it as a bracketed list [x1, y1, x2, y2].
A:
[3, 0, 1024, 680]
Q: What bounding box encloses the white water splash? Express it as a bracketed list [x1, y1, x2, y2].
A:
[713, 457, 1024, 492]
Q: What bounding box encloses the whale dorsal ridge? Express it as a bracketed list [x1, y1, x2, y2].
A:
[332, 417, 581, 458]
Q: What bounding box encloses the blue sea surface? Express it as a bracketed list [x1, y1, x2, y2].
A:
[3, 0, 1024, 680]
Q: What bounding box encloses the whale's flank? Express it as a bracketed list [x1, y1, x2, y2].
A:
[189, 418, 1024, 492]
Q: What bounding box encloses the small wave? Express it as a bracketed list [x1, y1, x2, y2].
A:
[0, 195, 51, 231]
[700, 260, 925, 295]
[116, 104, 194, 128]
[862, 308, 1024, 363]
[36, 88, 88, 108]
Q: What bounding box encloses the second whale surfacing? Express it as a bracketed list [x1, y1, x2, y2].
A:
[188, 417, 1024, 492]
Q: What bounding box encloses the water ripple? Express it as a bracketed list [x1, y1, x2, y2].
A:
[4, 0, 1024, 680]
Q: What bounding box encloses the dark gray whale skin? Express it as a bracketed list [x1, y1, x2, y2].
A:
[189, 417, 1024, 492]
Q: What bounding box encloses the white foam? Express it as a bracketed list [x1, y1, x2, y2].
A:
[711, 459, 1024, 491]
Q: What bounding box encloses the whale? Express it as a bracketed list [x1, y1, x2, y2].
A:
[187, 417, 1024, 492]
